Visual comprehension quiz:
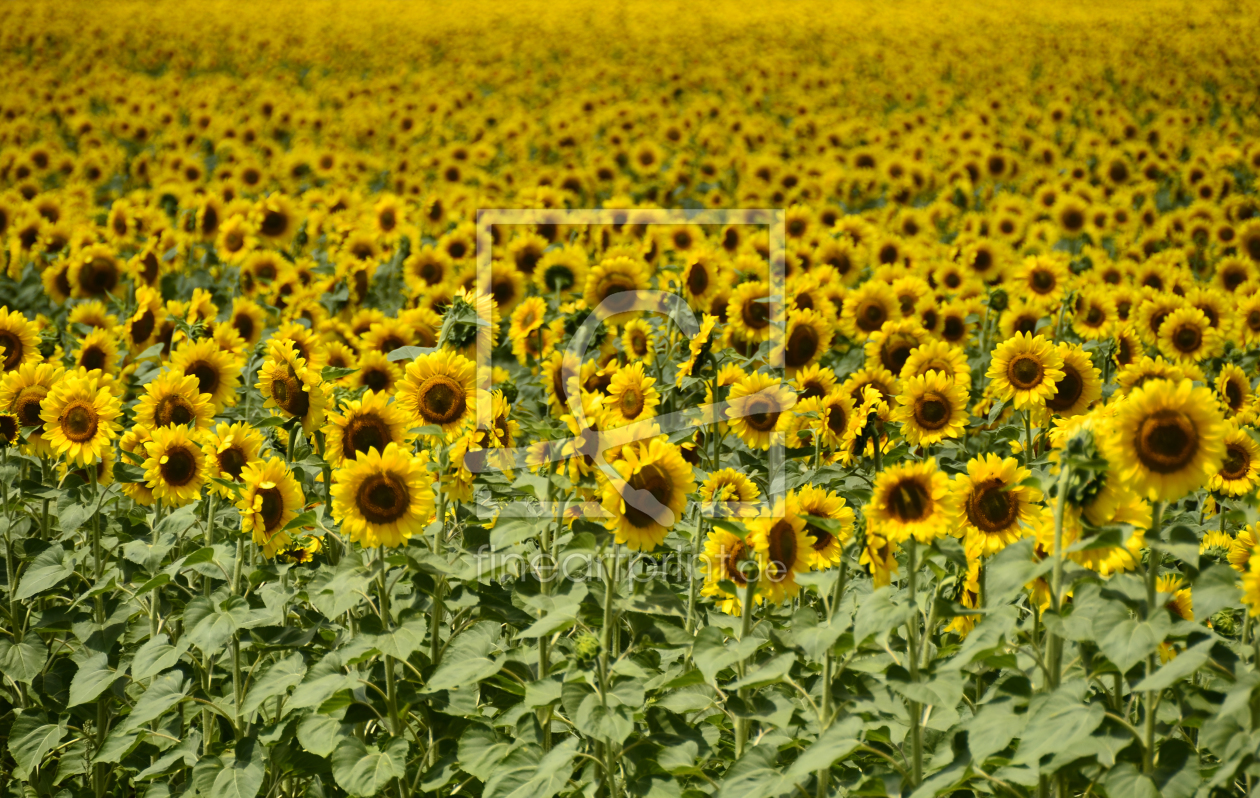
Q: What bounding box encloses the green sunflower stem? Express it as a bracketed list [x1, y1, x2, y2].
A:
[231, 535, 246, 741]
[377, 547, 402, 739]
[817, 551, 847, 798]
[430, 483, 448, 665]
[539, 471, 553, 752]
[1142, 501, 1164, 776]
[685, 515, 703, 634]
[1023, 410, 1034, 468]
[204, 492, 216, 597]
[906, 536, 923, 788]
[734, 575, 758, 760]
[1048, 465, 1070, 690]
[599, 549, 621, 798]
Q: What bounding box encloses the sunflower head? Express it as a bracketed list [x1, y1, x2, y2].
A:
[747, 504, 813, 604]
[726, 372, 796, 451]
[0, 308, 41, 374]
[1103, 378, 1227, 502]
[868, 460, 952, 544]
[331, 442, 436, 548]
[323, 390, 412, 467]
[40, 373, 123, 466]
[987, 332, 1065, 410]
[601, 437, 695, 552]
[399, 349, 476, 438]
[892, 370, 970, 446]
[143, 425, 208, 508]
[238, 457, 306, 557]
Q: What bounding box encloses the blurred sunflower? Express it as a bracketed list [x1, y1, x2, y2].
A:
[257, 339, 329, 434]
[726, 372, 796, 450]
[790, 484, 854, 568]
[1209, 424, 1260, 497]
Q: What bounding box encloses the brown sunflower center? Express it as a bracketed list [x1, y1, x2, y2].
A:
[1046, 365, 1083, 412]
[619, 386, 645, 419]
[62, 402, 99, 442]
[765, 520, 798, 580]
[1030, 269, 1055, 293]
[805, 520, 833, 552]
[356, 472, 411, 524]
[597, 278, 637, 314]
[785, 324, 820, 368]
[741, 296, 771, 330]
[14, 387, 47, 428]
[967, 480, 1018, 533]
[1135, 409, 1199, 474]
[1008, 355, 1044, 390]
[189, 362, 219, 396]
[218, 446, 248, 480]
[1225, 380, 1244, 412]
[887, 478, 930, 522]
[155, 394, 196, 427]
[857, 300, 887, 333]
[79, 345, 107, 372]
[913, 394, 950, 430]
[270, 368, 310, 420]
[743, 395, 782, 432]
[130, 310, 156, 344]
[0, 414, 18, 442]
[686, 263, 710, 296]
[363, 368, 390, 393]
[624, 463, 674, 529]
[722, 541, 749, 586]
[942, 316, 965, 342]
[825, 403, 847, 436]
[160, 446, 198, 487]
[879, 333, 919, 374]
[258, 487, 286, 532]
[1220, 443, 1250, 481]
[0, 331, 23, 370]
[344, 413, 392, 459]
[1172, 325, 1201, 353]
[260, 210, 289, 238]
[417, 375, 467, 426]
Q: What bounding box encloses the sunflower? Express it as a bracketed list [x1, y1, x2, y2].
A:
[840, 280, 900, 338]
[746, 501, 813, 603]
[142, 425, 208, 508]
[202, 422, 266, 498]
[1209, 424, 1260, 497]
[1115, 355, 1194, 397]
[331, 443, 435, 548]
[726, 372, 796, 451]
[899, 340, 971, 385]
[954, 454, 1045, 558]
[699, 527, 759, 615]
[542, 350, 583, 416]
[72, 329, 119, 376]
[603, 362, 660, 428]
[1044, 342, 1102, 417]
[1215, 364, 1254, 423]
[234, 457, 305, 557]
[793, 362, 838, 400]
[40, 373, 123, 466]
[601, 437, 694, 552]
[681, 251, 723, 307]
[1242, 554, 1260, 619]
[124, 286, 165, 354]
[253, 193, 299, 245]
[1112, 325, 1143, 371]
[584, 255, 648, 318]
[276, 536, 323, 566]
[987, 332, 1065, 410]
[865, 319, 929, 376]
[813, 389, 856, 451]
[398, 349, 476, 437]
[676, 314, 719, 384]
[1011, 254, 1069, 304]
[728, 280, 779, 343]
[1102, 378, 1226, 502]
[0, 412, 17, 447]
[353, 350, 404, 395]
[0, 307, 40, 374]
[323, 391, 413, 467]
[893, 371, 970, 446]
[535, 247, 588, 296]
[777, 308, 833, 375]
[1, 362, 61, 456]
[136, 369, 216, 430]
[860, 532, 899, 588]
[620, 319, 656, 365]
[1229, 527, 1259, 572]
[867, 459, 952, 545]
[699, 468, 761, 518]
[68, 244, 122, 299]
[790, 484, 855, 568]
[1156, 306, 1220, 364]
[508, 295, 548, 348]
[119, 427, 156, 506]
[257, 339, 329, 434]
[170, 338, 242, 413]
[1071, 286, 1116, 340]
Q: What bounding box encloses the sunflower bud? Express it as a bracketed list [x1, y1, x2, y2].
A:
[988, 288, 1009, 313]
[572, 633, 601, 669]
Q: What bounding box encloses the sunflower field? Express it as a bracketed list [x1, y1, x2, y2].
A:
[4, 1, 1260, 796]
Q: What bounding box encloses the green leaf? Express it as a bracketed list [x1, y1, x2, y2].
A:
[372, 615, 429, 660]
[0, 633, 47, 685]
[574, 694, 635, 744]
[297, 714, 351, 758]
[692, 625, 763, 686]
[852, 586, 913, 645]
[331, 736, 408, 797]
[1090, 599, 1171, 673]
[122, 670, 187, 731]
[210, 738, 265, 798]
[425, 623, 501, 692]
[784, 716, 864, 781]
[458, 724, 514, 781]
[7, 713, 65, 780]
[713, 745, 787, 798]
[483, 737, 578, 798]
[1103, 762, 1159, 798]
[69, 652, 122, 706]
[727, 653, 795, 690]
[985, 538, 1052, 606]
[132, 634, 186, 682]
[967, 698, 1025, 764]
[242, 652, 307, 717]
[1011, 683, 1105, 769]
[1131, 637, 1214, 692]
[322, 366, 360, 379]
[15, 544, 74, 600]
[1192, 564, 1242, 620]
[386, 345, 434, 361]
[282, 510, 318, 532]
